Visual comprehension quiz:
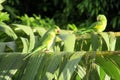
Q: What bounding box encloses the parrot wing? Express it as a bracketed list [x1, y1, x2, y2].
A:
[88, 21, 103, 32]
[24, 27, 60, 59]
[33, 26, 60, 53]
[77, 14, 107, 34]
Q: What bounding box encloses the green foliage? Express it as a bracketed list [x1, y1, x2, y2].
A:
[75, 32, 120, 51]
[0, 52, 120, 80]
[18, 14, 55, 28]
[1, 0, 120, 30]
[0, 12, 9, 21]
[67, 24, 78, 32]
[2, 0, 20, 19]
[0, 14, 120, 79]
[0, 0, 5, 11]
[0, 53, 26, 80]
[13, 24, 35, 53]
[0, 22, 17, 40]
[0, 1, 120, 80]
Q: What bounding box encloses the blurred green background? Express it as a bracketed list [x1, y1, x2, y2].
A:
[2, 0, 120, 31]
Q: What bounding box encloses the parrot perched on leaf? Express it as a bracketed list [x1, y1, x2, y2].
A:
[24, 26, 60, 59]
[78, 14, 107, 34]
[33, 26, 60, 53]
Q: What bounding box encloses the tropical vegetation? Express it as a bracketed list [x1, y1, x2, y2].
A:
[0, 0, 120, 80]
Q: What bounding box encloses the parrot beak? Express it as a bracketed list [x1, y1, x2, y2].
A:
[55, 27, 60, 34]
[97, 17, 99, 21]
[57, 28, 60, 34]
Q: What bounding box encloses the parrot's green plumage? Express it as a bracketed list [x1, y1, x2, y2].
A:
[33, 26, 60, 53]
[24, 26, 60, 59]
[79, 14, 107, 34]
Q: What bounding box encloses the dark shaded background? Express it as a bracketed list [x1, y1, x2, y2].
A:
[3, 0, 120, 31]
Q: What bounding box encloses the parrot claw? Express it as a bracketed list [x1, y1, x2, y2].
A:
[44, 49, 53, 53]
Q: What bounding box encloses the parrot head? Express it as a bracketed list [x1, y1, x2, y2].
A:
[54, 26, 60, 34]
[95, 14, 107, 32]
[97, 14, 107, 22]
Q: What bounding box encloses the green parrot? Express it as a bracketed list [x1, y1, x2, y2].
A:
[78, 14, 107, 34]
[33, 26, 60, 53]
[24, 26, 60, 59]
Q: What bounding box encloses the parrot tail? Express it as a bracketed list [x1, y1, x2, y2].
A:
[77, 29, 94, 34]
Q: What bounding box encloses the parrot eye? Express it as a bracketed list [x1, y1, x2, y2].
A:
[55, 28, 60, 34]
[56, 29, 60, 33]
[97, 16, 100, 21]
